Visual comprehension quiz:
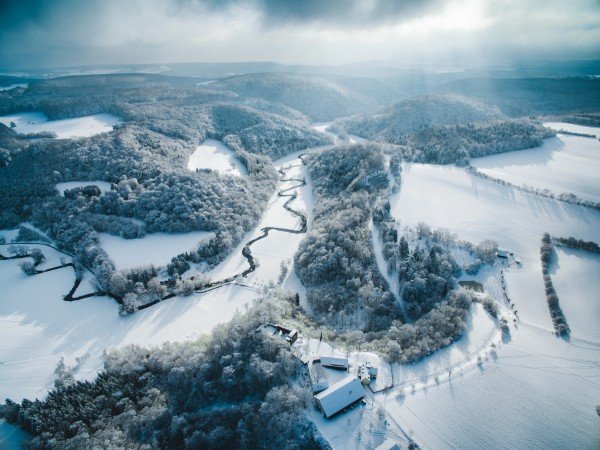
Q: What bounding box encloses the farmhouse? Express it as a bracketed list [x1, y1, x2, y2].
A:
[256, 323, 298, 344]
[319, 356, 349, 370]
[314, 376, 365, 418]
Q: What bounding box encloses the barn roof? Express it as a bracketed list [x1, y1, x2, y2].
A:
[315, 376, 365, 418]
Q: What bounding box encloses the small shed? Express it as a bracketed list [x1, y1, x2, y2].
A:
[256, 323, 299, 344]
[314, 376, 365, 418]
[358, 365, 371, 385]
[367, 366, 378, 378]
[319, 356, 349, 370]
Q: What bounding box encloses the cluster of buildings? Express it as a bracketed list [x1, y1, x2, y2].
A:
[258, 323, 404, 448]
[257, 323, 379, 418]
[310, 355, 379, 418]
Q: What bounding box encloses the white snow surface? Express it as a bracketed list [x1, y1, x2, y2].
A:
[550, 247, 600, 343]
[55, 181, 112, 195]
[377, 323, 600, 449]
[0, 149, 315, 403]
[0, 83, 28, 91]
[0, 247, 258, 402]
[187, 139, 247, 176]
[391, 163, 600, 330]
[390, 303, 499, 390]
[0, 112, 121, 138]
[472, 124, 600, 203]
[99, 231, 214, 270]
[385, 163, 600, 449]
[544, 121, 600, 137]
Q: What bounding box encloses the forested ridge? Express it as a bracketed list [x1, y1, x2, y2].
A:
[0, 74, 334, 306]
[294, 143, 400, 331]
[1, 298, 326, 449]
[334, 94, 555, 164]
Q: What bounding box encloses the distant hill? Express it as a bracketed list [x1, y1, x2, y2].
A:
[436, 77, 600, 116]
[337, 94, 503, 142]
[213, 73, 381, 121]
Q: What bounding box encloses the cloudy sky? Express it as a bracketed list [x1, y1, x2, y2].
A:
[1, 0, 599, 69]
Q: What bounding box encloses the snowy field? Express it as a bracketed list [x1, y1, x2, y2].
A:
[378, 323, 600, 449]
[0, 83, 28, 91]
[55, 180, 112, 195]
[0, 111, 121, 138]
[187, 139, 247, 176]
[99, 231, 214, 270]
[0, 149, 316, 404]
[386, 163, 600, 448]
[0, 247, 259, 402]
[391, 163, 600, 329]
[550, 247, 600, 343]
[390, 303, 499, 391]
[472, 124, 600, 203]
[544, 121, 600, 137]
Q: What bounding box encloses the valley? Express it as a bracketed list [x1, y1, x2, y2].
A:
[0, 67, 599, 449]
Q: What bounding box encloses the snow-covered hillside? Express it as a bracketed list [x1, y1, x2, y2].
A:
[384, 163, 600, 448]
[472, 124, 600, 203]
[0, 112, 121, 138]
[187, 139, 247, 176]
[55, 181, 112, 196]
[99, 231, 214, 270]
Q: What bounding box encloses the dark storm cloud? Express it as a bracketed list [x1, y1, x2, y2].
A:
[196, 0, 442, 26]
[0, 0, 598, 70]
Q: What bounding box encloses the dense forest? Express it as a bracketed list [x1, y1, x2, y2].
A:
[294, 143, 400, 332]
[1, 298, 326, 449]
[293, 144, 483, 364]
[333, 95, 554, 164]
[0, 74, 334, 306]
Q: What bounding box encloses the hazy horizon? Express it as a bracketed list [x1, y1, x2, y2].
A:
[1, 0, 599, 70]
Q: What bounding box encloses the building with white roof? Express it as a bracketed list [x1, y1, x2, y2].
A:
[319, 356, 349, 370]
[314, 376, 365, 418]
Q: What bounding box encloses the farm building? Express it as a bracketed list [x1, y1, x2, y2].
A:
[256, 323, 298, 344]
[314, 376, 365, 418]
[358, 365, 371, 384]
[358, 363, 379, 384]
[319, 356, 349, 370]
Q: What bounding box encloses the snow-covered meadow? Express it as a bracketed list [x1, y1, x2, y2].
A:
[544, 121, 600, 137]
[383, 162, 600, 448]
[0, 111, 121, 138]
[99, 230, 214, 270]
[472, 124, 600, 203]
[550, 247, 600, 343]
[55, 181, 112, 195]
[187, 139, 247, 176]
[0, 149, 315, 403]
[0, 83, 28, 91]
[391, 163, 600, 329]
